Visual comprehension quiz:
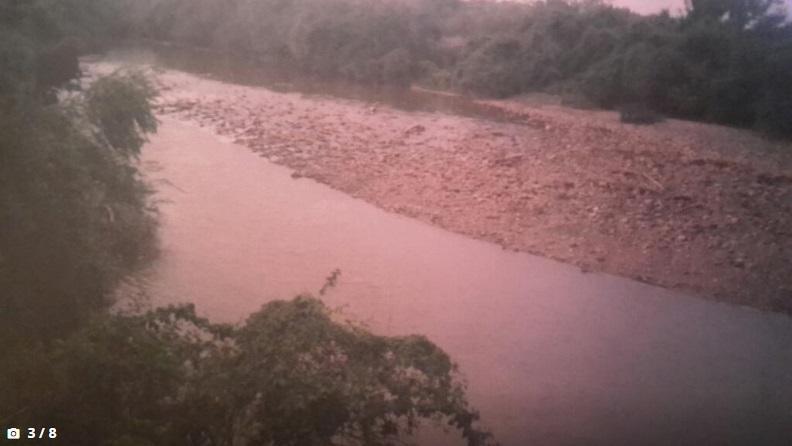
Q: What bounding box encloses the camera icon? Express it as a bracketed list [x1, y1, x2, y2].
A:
[6, 427, 20, 439]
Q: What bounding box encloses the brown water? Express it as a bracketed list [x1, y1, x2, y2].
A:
[137, 117, 792, 446]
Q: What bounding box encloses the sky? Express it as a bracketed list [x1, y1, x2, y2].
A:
[609, 0, 792, 16]
[610, 0, 685, 15]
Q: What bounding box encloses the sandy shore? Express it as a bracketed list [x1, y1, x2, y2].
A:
[120, 63, 791, 315]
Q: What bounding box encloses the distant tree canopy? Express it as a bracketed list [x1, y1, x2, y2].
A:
[685, 0, 781, 27]
[109, 0, 792, 137]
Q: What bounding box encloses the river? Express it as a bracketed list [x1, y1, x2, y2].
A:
[132, 114, 792, 445]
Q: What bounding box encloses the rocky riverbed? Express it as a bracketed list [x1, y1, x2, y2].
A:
[109, 62, 792, 314]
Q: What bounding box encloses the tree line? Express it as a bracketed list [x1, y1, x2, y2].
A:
[103, 0, 792, 137]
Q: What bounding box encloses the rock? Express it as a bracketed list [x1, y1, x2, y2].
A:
[492, 154, 524, 168]
[404, 124, 426, 136]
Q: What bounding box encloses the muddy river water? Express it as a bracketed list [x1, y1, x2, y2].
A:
[134, 116, 792, 446]
[104, 45, 792, 445]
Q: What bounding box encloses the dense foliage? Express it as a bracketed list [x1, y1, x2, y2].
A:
[0, 1, 159, 342]
[2, 297, 494, 446]
[112, 0, 792, 136]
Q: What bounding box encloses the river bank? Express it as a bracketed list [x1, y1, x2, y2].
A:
[99, 59, 792, 315]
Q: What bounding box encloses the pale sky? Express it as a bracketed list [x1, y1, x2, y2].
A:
[609, 0, 685, 15]
[609, 0, 792, 16]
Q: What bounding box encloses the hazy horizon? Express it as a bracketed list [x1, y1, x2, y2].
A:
[611, 0, 792, 16]
[610, 0, 684, 15]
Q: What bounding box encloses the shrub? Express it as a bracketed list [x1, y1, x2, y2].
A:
[619, 102, 665, 124]
[0, 70, 158, 342]
[454, 38, 525, 98]
[3, 297, 497, 446]
[381, 47, 414, 86]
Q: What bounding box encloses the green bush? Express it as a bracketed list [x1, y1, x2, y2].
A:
[0, 68, 158, 342]
[381, 47, 414, 86]
[454, 38, 525, 98]
[619, 103, 665, 124]
[3, 297, 496, 446]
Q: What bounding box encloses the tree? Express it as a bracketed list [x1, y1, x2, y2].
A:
[3, 297, 497, 446]
[685, 0, 784, 29]
[0, 67, 159, 342]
